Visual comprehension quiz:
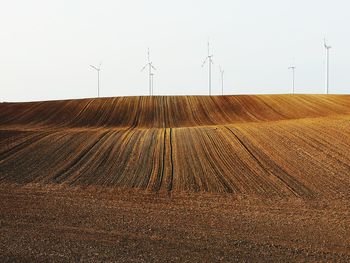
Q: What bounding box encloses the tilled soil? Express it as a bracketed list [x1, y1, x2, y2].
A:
[1, 95, 350, 262]
[1, 185, 350, 262]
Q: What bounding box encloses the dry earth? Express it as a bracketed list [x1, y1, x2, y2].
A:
[0, 95, 350, 262]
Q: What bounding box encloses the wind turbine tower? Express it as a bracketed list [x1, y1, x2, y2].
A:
[324, 38, 332, 94]
[90, 63, 102, 98]
[202, 42, 214, 96]
[288, 65, 296, 94]
[150, 73, 154, 96]
[219, 66, 224, 95]
[141, 48, 156, 96]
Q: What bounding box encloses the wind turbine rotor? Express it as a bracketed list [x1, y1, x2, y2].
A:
[324, 38, 332, 49]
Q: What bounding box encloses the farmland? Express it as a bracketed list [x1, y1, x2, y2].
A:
[1, 95, 350, 262]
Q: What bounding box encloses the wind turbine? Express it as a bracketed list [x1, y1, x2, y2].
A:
[219, 65, 224, 95]
[324, 38, 332, 94]
[288, 65, 296, 94]
[90, 63, 102, 98]
[141, 48, 156, 96]
[202, 41, 214, 96]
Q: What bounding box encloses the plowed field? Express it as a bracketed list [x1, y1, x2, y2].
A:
[1, 95, 350, 262]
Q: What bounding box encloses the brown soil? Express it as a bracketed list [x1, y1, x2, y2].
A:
[0, 95, 350, 262]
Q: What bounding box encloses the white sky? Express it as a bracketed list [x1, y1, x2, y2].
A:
[1, 0, 350, 102]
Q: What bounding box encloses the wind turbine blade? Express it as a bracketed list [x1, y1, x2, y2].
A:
[151, 64, 156, 70]
[141, 64, 148, 72]
[207, 39, 213, 56]
[202, 57, 208, 67]
[90, 65, 98, 71]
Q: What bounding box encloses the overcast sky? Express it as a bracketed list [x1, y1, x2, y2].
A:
[1, 0, 350, 102]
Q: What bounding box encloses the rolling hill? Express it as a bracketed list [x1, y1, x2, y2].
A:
[1, 95, 350, 196]
[1, 94, 350, 262]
